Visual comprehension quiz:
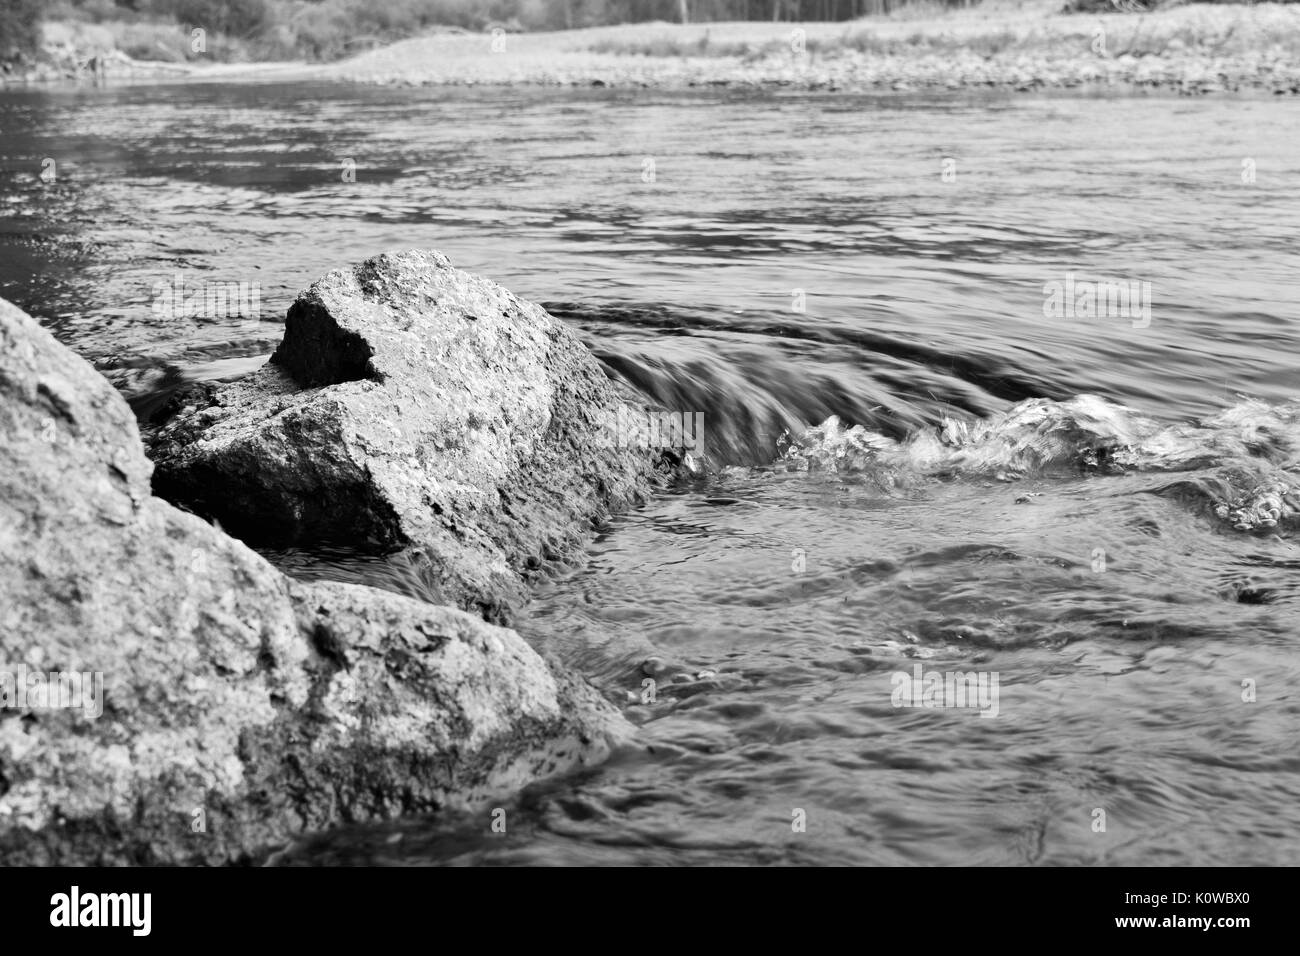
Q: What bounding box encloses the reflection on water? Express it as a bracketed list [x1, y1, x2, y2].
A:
[2, 82, 1298, 865]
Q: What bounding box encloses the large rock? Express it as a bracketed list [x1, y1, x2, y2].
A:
[149, 250, 679, 622]
[0, 297, 628, 865]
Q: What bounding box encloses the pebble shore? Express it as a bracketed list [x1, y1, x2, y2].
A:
[335, 47, 1300, 95]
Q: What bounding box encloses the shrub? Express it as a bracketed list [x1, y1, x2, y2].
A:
[153, 0, 274, 39]
[0, 0, 42, 63]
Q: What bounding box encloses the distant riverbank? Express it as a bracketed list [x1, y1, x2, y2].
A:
[328, 3, 1300, 94]
[6, 3, 1300, 94]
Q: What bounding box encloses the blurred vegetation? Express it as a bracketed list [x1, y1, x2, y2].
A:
[9, 0, 1299, 67]
[1060, 0, 1160, 10]
[1062, 0, 1296, 9]
[9, 0, 984, 64]
[1, 0, 43, 62]
[588, 22, 1022, 57]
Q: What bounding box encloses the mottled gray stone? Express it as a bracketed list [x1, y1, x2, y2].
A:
[0, 297, 628, 865]
[150, 249, 677, 622]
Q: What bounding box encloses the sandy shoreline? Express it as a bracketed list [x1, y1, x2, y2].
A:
[5, 2, 1300, 95]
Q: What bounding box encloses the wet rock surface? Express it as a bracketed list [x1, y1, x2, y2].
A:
[0, 296, 629, 865]
[150, 249, 672, 623]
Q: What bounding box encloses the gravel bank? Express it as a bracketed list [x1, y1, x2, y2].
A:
[324, 4, 1300, 94]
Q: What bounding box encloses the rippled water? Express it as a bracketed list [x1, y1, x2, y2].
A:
[2, 81, 1299, 865]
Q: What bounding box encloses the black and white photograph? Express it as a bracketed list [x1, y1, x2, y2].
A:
[0, 0, 1293, 906]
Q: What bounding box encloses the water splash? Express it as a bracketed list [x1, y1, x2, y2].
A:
[778, 395, 1300, 531]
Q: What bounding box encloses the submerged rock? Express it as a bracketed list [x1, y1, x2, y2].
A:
[1149, 461, 1299, 533]
[150, 249, 675, 622]
[0, 297, 628, 865]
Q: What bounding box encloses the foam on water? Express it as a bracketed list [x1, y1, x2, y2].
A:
[778, 395, 1300, 531]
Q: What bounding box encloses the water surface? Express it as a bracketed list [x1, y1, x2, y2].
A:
[2, 81, 1298, 865]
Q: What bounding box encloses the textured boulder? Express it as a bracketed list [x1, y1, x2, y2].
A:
[149, 250, 676, 622]
[0, 297, 628, 865]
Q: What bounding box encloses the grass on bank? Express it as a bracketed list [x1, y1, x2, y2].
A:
[582, 2, 1300, 60]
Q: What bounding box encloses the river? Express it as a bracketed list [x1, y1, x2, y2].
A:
[2, 81, 1298, 864]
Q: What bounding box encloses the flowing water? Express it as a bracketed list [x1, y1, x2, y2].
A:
[2, 81, 1299, 865]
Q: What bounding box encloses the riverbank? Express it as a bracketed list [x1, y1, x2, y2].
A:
[328, 3, 1300, 93]
[5, 3, 1300, 94]
[0, 16, 312, 85]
